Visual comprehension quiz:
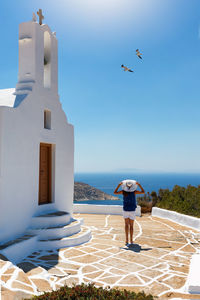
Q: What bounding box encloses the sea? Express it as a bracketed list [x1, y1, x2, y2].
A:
[74, 172, 200, 205]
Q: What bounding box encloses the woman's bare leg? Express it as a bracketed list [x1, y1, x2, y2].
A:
[125, 218, 129, 244]
[129, 219, 134, 244]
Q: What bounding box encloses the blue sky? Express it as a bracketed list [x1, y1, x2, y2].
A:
[0, 0, 200, 173]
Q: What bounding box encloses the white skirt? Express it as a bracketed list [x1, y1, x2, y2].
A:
[123, 210, 136, 220]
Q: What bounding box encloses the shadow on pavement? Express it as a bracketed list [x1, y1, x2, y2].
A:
[120, 243, 152, 253]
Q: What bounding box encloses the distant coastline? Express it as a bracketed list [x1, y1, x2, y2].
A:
[74, 181, 119, 201]
[74, 172, 200, 196]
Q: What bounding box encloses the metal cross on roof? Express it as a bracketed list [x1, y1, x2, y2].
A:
[37, 9, 44, 25]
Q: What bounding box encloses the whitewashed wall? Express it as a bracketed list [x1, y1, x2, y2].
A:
[0, 21, 74, 244]
[152, 207, 200, 231]
[73, 204, 141, 216]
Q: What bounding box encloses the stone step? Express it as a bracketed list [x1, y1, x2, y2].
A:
[37, 226, 91, 250]
[27, 218, 83, 240]
[0, 211, 91, 263]
[0, 234, 37, 264]
[30, 211, 71, 229]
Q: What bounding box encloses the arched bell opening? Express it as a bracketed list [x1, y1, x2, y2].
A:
[44, 31, 51, 88]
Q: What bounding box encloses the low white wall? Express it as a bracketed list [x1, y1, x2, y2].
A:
[73, 204, 141, 217]
[152, 208, 200, 295]
[186, 254, 200, 294]
[152, 207, 200, 231]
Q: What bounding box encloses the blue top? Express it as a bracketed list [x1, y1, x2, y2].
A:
[123, 191, 137, 211]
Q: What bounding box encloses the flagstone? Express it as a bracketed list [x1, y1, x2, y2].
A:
[55, 262, 80, 270]
[82, 265, 99, 273]
[138, 268, 163, 278]
[109, 268, 128, 275]
[49, 276, 56, 281]
[79, 246, 100, 253]
[135, 237, 172, 248]
[105, 247, 122, 254]
[1, 287, 32, 300]
[100, 257, 144, 272]
[143, 247, 169, 257]
[92, 262, 110, 270]
[63, 248, 86, 258]
[85, 270, 104, 279]
[48, 267, 66, 276]
[62, 269, 78, 275]
[1, 214, 200, 299]
[118, 275, 142, 285]
[91, 250, 113, 258]
[71, 253, 102, 263]
[169, 264, 189, 274]
[86, 243, 112, 250]
[1, 274, 12, 283]
[164, 242, 186, 251]
[16, 271, 33, 286]
[99, 275, 122, 285]
[138, 275, 151, 283]
[0, 260, 8, 268]
[59, 276, 79, 286]
[117, 253, 160, 268]
[163, 274, 186, 289]
[152, 262, 168, 270]
[94, 234, 115, 240]
[3, 267, 16, 275]
[11, 281, 35, 292]
[163, 254, 189, 265]
[157, 273, 172, 282]
[180, 244, 196, 253]
[97, 271, 113, 278]
[91, 238, 122, 247]
[162, 291, 200, 299]
[114, 234, 128, 241]
[27, 266, 45, 276]
[31, 278, 52, 292]
[142, 281, 169, 296]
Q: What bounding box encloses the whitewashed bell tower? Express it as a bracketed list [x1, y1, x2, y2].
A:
[15, 9, 58, 95]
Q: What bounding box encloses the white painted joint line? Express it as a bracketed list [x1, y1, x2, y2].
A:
[133, 220, 142, 241]
[104, 215, 110, 228]
[112, 234, 116, 241]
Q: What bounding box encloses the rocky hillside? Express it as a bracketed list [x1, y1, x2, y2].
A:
[74, 182, 119, 201]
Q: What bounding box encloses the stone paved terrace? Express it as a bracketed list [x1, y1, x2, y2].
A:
[1, 213, 200, 300]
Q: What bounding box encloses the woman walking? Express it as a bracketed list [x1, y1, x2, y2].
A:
[114, 180, 145, 245]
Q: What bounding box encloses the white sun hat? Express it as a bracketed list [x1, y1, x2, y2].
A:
[121, 179, 138, 192]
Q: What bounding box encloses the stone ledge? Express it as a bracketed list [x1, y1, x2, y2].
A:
[152, 207, 200, 231]
[73, 204, 141, 216]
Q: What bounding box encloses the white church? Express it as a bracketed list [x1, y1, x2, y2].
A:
[0, 11, 91, 263]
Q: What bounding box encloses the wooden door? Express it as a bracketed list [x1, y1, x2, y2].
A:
[39, 143, 51, 204]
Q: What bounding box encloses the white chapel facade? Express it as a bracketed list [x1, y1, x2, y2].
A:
[0, 12, 90, 261]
